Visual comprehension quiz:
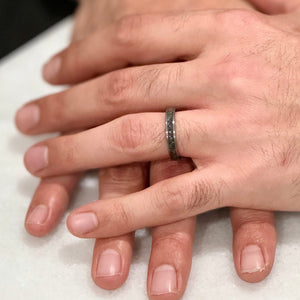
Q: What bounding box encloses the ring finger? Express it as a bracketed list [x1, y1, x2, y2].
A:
[23, 110, 219, 178]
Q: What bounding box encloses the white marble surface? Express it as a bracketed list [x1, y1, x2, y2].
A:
[0, 17, 300, 300]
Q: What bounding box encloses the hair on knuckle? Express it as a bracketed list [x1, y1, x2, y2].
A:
[184, 178, 223, 212]
[138, 65, 184, 100]
[112, 115, 163, 154]
[156, 178, 220, 216]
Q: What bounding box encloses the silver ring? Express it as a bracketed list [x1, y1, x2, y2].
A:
[166, 108, 179, 160]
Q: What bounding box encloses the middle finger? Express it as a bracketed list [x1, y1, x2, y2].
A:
[92, 163, 148, 290]
[15, 61, 213, 135]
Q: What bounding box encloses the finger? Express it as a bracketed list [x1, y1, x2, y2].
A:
[91, 163, 148, 290]
[230, 208, 277, 283]
[25, 173, 81, 237]
[16, 62, 212, 135]
[42, 11, 218, 84]
[23, 110, 217, 177]
[148, 159, 196, 300]
[66, 166, 226, 238]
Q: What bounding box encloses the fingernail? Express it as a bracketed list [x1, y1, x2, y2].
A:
[96, 249, 122, 277]
[241, 244, 265, 274]
[68, 212, 98, 235]
[43, 56, 61, 81]
[26, 204, 49, 225]
[151, 265, 177, 295]
[24, 146, 48, 173]
[16, 104, 40, 132]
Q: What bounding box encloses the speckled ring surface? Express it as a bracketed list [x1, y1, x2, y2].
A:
[165, 108, 179, 160]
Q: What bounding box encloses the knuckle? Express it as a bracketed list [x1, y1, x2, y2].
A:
[209, 55, 236, 80]
[140, 68, 163, 99]
[157, 185, 187, 216]
[114, 14, 144, 47]
[183, 180, 211, 212]
[152, 231, 192, 250]
[111, 115, 162, 153]
[209, 58, 247, 94]
[112, 201, 132, 230]
[102, 70, 134, 106]
[154, 178, 222, 217]
[100, 164, 147, 192]
[184, 178, 223, 212]
[140, 65, 184, 99]
[114, 116, 145, 151]
[236, 220, 275, 237]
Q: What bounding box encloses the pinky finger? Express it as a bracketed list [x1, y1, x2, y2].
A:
[25, 173, 81, 237]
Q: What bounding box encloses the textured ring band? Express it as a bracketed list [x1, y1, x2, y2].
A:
[166, 108, 179, 160]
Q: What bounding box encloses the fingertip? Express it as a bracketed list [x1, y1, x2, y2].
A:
[25, 220, 50, 237]
[24, 145, 48, 175]
[67, 211, 99, 237]
[233, 222, 277, 283]
[15, 104, 40, 135]
[91, 237, 133, 290]
[25, 204, 63, 237]
[25, 175, 78, 237]
[66, 212, 78, 237]
[238, 244, 272, 283]
[42, 55, 62, 84]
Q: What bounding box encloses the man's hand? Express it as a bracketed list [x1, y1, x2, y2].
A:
[16, 1, 292, 298]
[19, 8, 300, 226]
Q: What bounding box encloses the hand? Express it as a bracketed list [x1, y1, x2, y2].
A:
[19, 8, 300, 218]
[15, 1, 283, 295]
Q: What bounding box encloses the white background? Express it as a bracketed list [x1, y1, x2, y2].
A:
[0, 18, 300, 300]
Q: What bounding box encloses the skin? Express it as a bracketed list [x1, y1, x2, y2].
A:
[17, 0, 300, 297]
